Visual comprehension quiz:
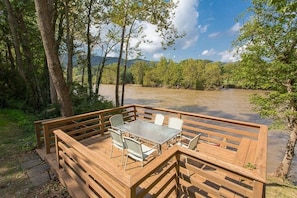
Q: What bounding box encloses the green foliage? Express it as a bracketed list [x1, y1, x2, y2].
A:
[71, 83, 114, 115]
[234, 0, 297, 130]
[129, 61, 150, 84]
[244, 162, 256, 170]
[0, 109, 37, 153]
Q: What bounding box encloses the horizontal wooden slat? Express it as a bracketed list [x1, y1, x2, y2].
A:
[36, 104, 266, 197]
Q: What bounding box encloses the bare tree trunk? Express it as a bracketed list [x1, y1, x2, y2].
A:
[34, 0, 73, 117]
[86, 0, 94, 97]
[95, 55, 105, 95]
[275, 126, 297, 179]
[121, 18, 135, 106]
[49, 72, 58, 104]
[116, 20, 126, 107]
[4, 0, 26, 84]
[18, 9, 44, 108]
[275, 82, 297, 179]
[65, 0, 73, 89]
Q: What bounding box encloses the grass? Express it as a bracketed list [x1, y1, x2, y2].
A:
[0, 109, 69, 197]
[0, 108, 296, 197]
[266, 176, 297, 197]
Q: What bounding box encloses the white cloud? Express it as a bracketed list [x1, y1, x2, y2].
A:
[138, 0, 200, 59]
[230, 22, 242, 34]
[199, 24, 208, 33]
[202, 49, 216, 56]
[219, 50, 235, 62]
[218, 46, 245, 62]
[153, 53, 164, 60]
[172, 0, 200, 49]
[208, 32, 220, 38]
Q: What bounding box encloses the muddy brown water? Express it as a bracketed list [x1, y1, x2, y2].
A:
[99, 84, 297, 182]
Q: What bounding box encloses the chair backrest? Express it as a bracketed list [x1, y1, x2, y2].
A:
[168, 117, 183, 130]
[110, 114, 124, 128]
[123, 137, 143, 159]
[188, 134, 201, 151]
[154, 113, 165, 125]
[109, 128, 124, 148]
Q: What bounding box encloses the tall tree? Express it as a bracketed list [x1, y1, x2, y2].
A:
[34, 0, 73, 116]
[94, 26, 120, 95]
[234, 0, 297, 179]
[4, 0, 47, 110]
[65, 0, 74, 87]
[86, 0, 95, 97]
[109, 0, 183, 106]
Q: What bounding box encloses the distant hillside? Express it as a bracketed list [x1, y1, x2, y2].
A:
[60, 55, 150, 68]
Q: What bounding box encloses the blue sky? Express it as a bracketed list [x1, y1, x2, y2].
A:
[137, 0, 251, 63]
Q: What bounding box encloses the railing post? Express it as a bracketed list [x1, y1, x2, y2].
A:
[43, 124, 50, 154]
[54, 130, 62, 168]
[99, 113, 105, 136]
[174, 152, 181, 196]
[253, 181, 265, 198]
[125, 186, 134, 198]
[133, 105, 137, 120]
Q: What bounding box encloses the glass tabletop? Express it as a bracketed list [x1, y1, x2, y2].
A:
[117, 120, 181, 145]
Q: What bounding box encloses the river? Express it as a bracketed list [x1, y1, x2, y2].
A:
[99, 84, 297, 182]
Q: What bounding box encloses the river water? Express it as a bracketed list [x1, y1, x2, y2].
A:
[99, 84, 297, 182]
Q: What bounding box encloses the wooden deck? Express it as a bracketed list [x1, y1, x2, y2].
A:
[35, 104, 268, 197]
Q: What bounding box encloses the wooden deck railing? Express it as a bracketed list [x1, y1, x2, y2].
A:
[35, 104, 266, 153]
[54, 129, 265, 197]
[35, 104, 267, 197]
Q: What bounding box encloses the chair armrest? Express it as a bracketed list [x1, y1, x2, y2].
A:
[181, 135, 192, 140]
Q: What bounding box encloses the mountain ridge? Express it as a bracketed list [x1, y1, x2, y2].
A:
[60, 55, 150, 68]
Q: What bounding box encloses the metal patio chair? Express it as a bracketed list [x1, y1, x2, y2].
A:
[123, 137, 156, 170]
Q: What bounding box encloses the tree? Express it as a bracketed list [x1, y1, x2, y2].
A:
[108, 0, 184, 106]
[4, 0, 46, 110]
[34, 0, 73, 117]
[234, 0, 297, 179]
[181, 59, 200, 89]
[94, 26, 120, 95]
[130, 61, 149, 85]
[204, 62, 222, 90]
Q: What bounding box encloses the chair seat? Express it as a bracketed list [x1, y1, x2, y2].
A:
[113, 141, 126, 150]
[142, 144, 156, 157]
[127, 144, 156, 162]
[123, 137, 157, 170]
[176, 142, 188, 148]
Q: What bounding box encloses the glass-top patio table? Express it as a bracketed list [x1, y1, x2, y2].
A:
[117, 119, 181, 154]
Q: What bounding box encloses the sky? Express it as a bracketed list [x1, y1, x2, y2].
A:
[136, 0, 252, 63]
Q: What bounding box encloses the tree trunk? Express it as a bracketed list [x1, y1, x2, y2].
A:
[86, 0, 94, 97]
[275, 126, 297, 179]
[121, 18, 135, 106]
[4, 0, 27, 86]
[17, 9, 44, 109]
[65, 0, 73, 88]
[34, 0, 73, 117]
[116, 21, 126, 107]
[95, 55, 106, 95]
